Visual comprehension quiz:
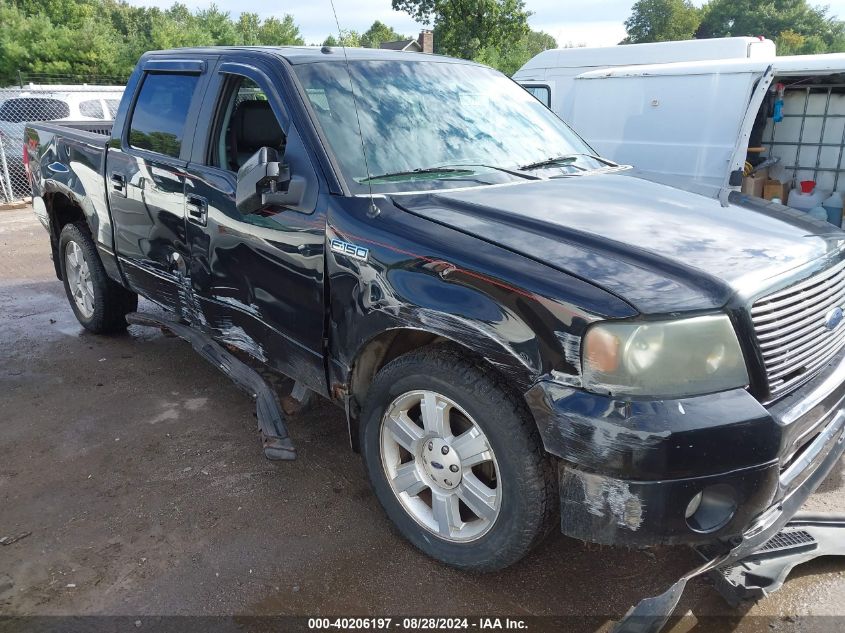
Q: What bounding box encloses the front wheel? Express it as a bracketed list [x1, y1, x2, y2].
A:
[58, 222, 137, 333]
[360, 346, 557, 571]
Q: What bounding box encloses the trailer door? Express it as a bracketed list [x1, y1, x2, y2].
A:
[568, 66, 771, 199]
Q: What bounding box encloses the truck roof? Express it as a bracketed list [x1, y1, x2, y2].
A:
[142, 45, 471, 66]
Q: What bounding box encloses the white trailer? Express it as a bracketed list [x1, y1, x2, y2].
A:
[513, 37, 775, 121]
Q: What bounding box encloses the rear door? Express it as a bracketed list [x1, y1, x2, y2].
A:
[106, 58, 212, 310]
[569, 65, 771, 199]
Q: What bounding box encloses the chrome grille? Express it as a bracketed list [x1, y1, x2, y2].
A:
[751, 258, 845, 399]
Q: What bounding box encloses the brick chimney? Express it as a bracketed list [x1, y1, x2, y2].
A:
[418, 30, 433, 54]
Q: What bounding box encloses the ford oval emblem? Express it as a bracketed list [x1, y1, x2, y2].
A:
[824, 306, 844, 331]
[430, 461, 444, 470]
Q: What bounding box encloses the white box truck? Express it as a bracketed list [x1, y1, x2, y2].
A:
[515, 40, 845, 209]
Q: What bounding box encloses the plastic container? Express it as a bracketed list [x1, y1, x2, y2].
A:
[788, 180, 827, 212]
[809, 206, 829, 221]
[822, 191, 844, 226]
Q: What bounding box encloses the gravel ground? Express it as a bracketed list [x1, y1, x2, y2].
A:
[0, 208, 843, 632]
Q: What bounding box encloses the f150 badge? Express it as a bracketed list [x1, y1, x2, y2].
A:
[330, 238, 369, 262]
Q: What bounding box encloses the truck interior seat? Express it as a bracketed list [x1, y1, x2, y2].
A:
[228, 100, 285, 171]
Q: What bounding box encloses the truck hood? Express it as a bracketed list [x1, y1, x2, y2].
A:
[392, 173, 845, 314]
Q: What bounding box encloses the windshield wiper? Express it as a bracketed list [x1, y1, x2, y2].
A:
[519, 153, 618, 172]
[439, 163, 541, 180]
[361, 163, 544, 185]
[359, 167, 473, 183]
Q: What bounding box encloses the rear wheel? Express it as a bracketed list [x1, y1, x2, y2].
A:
[59, 222, 137, 333]
[360, 345, 557, 571]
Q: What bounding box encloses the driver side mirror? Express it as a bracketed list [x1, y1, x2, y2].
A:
[235, 147, 304, 215]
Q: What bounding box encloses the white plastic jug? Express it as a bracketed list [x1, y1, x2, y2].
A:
[822, 191, 844, 226]
[788, 181, 827, 212]
[809, 206, 829, 221]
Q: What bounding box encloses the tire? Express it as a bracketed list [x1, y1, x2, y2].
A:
[360, 345, 557, 571]
[58, 221, 137, 333]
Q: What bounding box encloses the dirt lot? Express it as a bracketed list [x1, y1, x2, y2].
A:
[1, 208, 843, 631]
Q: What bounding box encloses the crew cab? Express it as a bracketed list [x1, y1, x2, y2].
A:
[25, 47, 845, 572]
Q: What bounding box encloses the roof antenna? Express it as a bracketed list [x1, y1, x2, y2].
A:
[328, 0, 378, 217]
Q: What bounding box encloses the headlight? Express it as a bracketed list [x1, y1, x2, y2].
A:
[581, 314, 748, 398]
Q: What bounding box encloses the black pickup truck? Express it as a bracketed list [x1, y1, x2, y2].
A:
[25, 46, 845, 574]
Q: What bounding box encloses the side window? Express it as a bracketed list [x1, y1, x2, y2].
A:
[105, 99, 120, 118]
[129, 73, 199, 158]
[524, 85, 551, 108]
[0, 98, 70, 122]
[211, 76, 285, 172]
[79, 99, 104, 119]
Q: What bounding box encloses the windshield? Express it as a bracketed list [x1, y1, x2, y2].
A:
[293, 59, 603, 194]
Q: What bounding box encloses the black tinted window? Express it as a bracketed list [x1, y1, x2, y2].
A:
[129, 73, 199, 158]
[79, 99, 104, 119]
[0, 98, 70, 122]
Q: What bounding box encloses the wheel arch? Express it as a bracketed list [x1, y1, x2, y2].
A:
[44, 192, 85, 280]
[344, 326, 536, 452]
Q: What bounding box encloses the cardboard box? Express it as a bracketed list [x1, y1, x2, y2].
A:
[741, 168, 768, 197]
[763, 179, 789, 202]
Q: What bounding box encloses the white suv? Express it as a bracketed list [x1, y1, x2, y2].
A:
[0, 86, 124, 198]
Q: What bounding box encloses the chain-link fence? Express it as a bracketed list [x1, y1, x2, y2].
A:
[0, 84, 125, 203]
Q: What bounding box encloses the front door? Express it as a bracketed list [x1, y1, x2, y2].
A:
[182, 61, 327, 395]
[106, 63, 209, 309]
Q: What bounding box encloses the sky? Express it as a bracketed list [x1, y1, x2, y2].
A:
[125, 0, 845, 48]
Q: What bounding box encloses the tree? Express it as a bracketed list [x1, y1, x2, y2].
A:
[392, 0, 531, 60]
[696, 0, 845, 52]
[258, 15, 304, 46]
[0, 0, 307, 86]
[360, 20, 406, 48]
[322, 29, 360, 47]
[237, 12, 261, 45]
[776, 28, 829, 55]
[623, 0, 701, 43]
[194, 3, 238, 45]
[474, 29, 557, 75]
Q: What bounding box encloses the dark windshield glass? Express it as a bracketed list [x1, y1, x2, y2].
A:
[294, 60, 597, 193]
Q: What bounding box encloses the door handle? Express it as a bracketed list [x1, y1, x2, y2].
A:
[186, 195, 208, 226]
[110, 172, 126, 196]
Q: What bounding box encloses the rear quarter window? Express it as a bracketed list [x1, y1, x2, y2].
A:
[128, 73, 199, 158]
[79, 99, 105, 119]
[0, 98, 71, 122]
[105, 99, 120, 118]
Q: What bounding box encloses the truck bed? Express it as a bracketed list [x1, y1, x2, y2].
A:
[26, 120, 117, 276]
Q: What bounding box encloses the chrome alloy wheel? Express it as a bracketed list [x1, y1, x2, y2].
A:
[65, 240, 94, 319]
[380, 390, 501, 542]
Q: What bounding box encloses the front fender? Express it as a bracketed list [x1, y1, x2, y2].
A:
[327, 196, 637, 396]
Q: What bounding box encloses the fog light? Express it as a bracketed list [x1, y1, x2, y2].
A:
[684, 491, 703, 519]
[685, 484, 737, 533]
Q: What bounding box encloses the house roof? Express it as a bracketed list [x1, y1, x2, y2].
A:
[380, 40, 421, 52]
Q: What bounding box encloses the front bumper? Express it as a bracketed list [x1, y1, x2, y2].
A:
[525, 360, 845, 547]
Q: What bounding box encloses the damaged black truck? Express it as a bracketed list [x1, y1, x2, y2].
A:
[25, 47, 845, 587]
